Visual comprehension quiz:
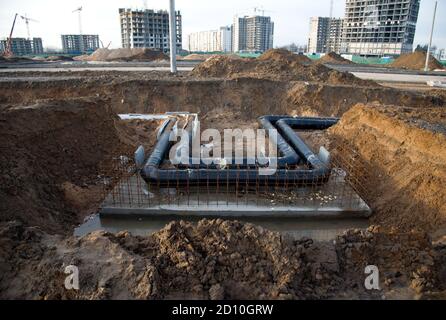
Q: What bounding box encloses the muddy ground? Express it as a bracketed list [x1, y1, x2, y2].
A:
[1, 49, 446, 299]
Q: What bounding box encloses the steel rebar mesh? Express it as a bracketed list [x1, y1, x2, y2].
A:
[94, 136, 370, 212]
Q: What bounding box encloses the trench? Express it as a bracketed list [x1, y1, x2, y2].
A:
[74, 115, 368, 241]
[6, 74, 438, 239]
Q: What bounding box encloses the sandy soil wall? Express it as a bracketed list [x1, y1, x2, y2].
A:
[330, 104, 446, 233]
[0, 98, 136, 233]
[0, 77, 443, 118]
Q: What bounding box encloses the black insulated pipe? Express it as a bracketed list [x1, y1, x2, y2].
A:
[175, 115, 301, 168]
[275, 117, 339, 172]
[140, 116, 339, 187]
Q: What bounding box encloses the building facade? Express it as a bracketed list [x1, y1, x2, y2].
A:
[187, 26, 232, 52]
[61, 35, 100, 54]
[188, 30, 221, 52]
[232, 15, 274, 53]
[308, 17, 344, 54]
[119, 8, 182, 53]
[220, 26, 232, 52]
[0, 37, 43, 56]
[341, 0, 420, 56]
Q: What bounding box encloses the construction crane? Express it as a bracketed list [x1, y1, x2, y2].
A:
[20, 14, 39, 40]
[3, 13, 18, 58]
[72, 6, 83, 35]
[253, 6, 274, 16]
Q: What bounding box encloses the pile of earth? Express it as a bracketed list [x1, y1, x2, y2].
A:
[258, 49, 312, 64]
[0, 97, 158, 234]
[191, 48, 374, 86]
[316, 52, 354, 65]
[329, 103, 446, 234]
[1, 219, 443, 299]
[390, 51, 444, 71]
[182, 54, 216, 60]
[74, 48, 168, 62]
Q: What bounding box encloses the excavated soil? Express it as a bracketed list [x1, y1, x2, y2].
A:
[74, 48, 168, 62]
[390, 51, 444, 71]
[191, 49, 372, 85]
[330, 104, 446, 233]
[1, 220, 444, 299]
[1, 54, 446, 299]
[316, 52, 354, 65]
[0, 98, 159, 234]
[0, 72, 443, 119]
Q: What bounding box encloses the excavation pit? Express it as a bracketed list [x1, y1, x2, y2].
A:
[95, 113, 371, 222]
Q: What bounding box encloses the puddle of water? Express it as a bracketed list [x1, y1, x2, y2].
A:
[75, 214, 368, 241]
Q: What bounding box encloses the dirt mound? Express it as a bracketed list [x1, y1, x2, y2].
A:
[258, 49, 312, 64]
[0, 97, 138, 233]
[330, 104, 446, 233]
[77, 48, 168, 62]
[192, 51, 374, 86]
[183, 53, 214, 60]
[390, 51, 444, 71]
[1, 220, 443, 299]
[317, 52, 353, 65]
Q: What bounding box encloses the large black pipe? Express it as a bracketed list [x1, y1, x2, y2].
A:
[175, 115, 301, 168]
[275, 117, 339, 173]
[140, 116, 339, 187]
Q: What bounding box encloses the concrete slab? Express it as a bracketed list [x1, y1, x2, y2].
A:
[99, 170, 371, 219]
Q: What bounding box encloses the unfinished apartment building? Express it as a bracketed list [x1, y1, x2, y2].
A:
[119, 8, 182, 53]
[0, 38, 43, 56]
[341, 0, 420, 56]
[232, 15, 274, 53]
[61, 35, 100, 54]
[308, 17, 344, 54]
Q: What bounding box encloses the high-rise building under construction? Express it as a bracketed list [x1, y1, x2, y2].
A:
[119, 8, 182, 53]
[341, 0, 420, 56]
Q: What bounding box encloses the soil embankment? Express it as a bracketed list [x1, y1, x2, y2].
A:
[192, 48, 371, 85]
[316, 52, 354, 65]
[390, 51, 444, 71]
[74, 48, 168, 62]
[0, 98, 158, 234]
[330, 104, 446, 232]
[1, 49, 446, 299]
[0, 220, 442, 299]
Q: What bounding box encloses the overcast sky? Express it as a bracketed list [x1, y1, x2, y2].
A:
[0, 0, 444, 50]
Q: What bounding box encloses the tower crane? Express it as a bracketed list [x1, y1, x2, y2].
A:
[20, 14, 39, 40]
[253, 7, 274, 16]
[72, 6, 83, 35]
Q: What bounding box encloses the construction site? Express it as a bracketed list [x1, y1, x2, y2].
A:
[1, 47, 446, 300]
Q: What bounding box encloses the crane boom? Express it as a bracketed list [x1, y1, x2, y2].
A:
[73, 6, 83, 35]
[20, 15, 39, 40]
[3, 13, 18, 57]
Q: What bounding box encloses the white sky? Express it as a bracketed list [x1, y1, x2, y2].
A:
[0, 0, 444, 51]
